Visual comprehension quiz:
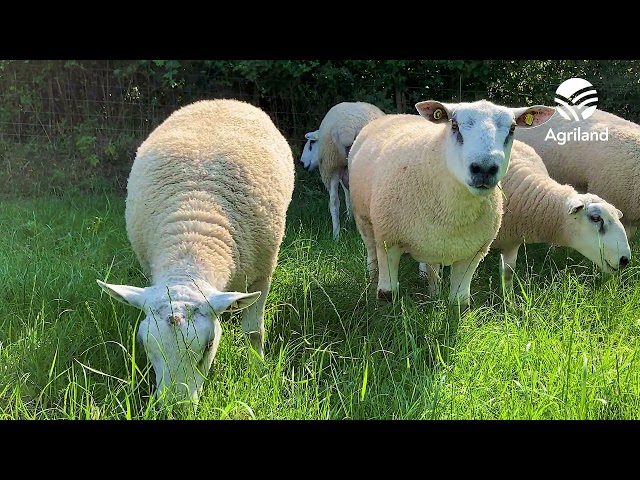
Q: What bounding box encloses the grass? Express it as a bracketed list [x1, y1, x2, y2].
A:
[1, 170, 640, 420]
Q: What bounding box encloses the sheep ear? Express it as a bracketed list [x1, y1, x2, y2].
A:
[567, 198, 585, 215]
[207, 290, 261, 314]
[415, 100, 452, 123]
[305, 130, 319, 141]
[513, 105, 556, 128]
[96, 279, 149, 310]
[617, 209, 624, 219]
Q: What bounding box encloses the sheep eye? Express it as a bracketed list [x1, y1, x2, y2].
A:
[450, 120, 463, 144]
[589, 214, 602, 223]
[509, 124, 516, 135]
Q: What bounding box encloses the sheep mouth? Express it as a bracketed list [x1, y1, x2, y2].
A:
[604, 260, 618, 272]
[467, 184, 495, 196]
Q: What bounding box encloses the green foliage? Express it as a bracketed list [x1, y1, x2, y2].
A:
[76, 135, 99, 167]
[2, 60, 640, 195]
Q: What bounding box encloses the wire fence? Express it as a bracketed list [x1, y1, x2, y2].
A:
[2, 60, 639, 196]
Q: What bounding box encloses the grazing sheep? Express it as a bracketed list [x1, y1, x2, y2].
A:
[419, 140, 631, 294]
[316, 101, 386, 241]
[514, 108, 640, 240]
[96, 99, 295, 406]
[348, 100, 555, 308]
[299, 129, 319, 172]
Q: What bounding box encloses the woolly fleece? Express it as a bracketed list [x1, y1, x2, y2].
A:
[126, 98, 295, 294]
[514, 108, 640, 232]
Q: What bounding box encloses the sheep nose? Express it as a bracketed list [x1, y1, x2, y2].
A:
[469, 162, 500, 188]
[469, 163, 499, 176]
[620, 256, 630, 268]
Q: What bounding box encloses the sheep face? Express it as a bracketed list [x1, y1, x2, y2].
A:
[416, 100, 556, 196]
[96, 280, 260, 408]
[564, 195, 631, 273]
[300, 130, 319, 171]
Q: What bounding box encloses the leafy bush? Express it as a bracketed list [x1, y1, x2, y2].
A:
[2, 60, 639, 196]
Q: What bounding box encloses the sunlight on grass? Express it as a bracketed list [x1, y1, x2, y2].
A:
[1, 188, 640, 419]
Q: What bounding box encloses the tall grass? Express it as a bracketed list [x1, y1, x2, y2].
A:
[1, 172, 639, 419]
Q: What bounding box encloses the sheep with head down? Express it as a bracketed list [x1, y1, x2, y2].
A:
[348, 99, 555, 309]
[310, 101, 386, 241]
[514, 107, 640, 240]
[96, 98, 295, 408]
[419, 139, 631, 295]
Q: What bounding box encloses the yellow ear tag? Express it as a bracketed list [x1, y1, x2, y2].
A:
[524, 113, 534, 126]
[433, 108, 442, 120]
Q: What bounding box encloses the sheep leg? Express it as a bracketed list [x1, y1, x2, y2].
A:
[499, 244, 521, 293]
[329, 173, 342, 241]
[340, 180, 352, 222]
[339, 169, 352, 222]
[449, 252, 484, 311]
[376, 242, 402, 302]
[241, 276, 271, 358]
[419, 262, 442, 298]
[355, 214, 378, 281]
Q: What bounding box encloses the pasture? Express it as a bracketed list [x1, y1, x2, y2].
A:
[2, 169, 640, 420]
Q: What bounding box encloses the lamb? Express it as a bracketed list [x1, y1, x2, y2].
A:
[314, 101, 386, 241]
[419, 140, 631, 294]
[299, 129, 319, 172]
[348, 99, 555, 308]
[514, 108, 640, 240]
[96, 98, 295, 407]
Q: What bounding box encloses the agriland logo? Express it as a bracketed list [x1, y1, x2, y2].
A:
[554, 77, 598, 121]
[545, 77, 608, 145]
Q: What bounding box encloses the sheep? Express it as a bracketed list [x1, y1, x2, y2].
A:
[348, 99, 555, 309]
[419, 140, 631, 295]
[298, 127, 351, 233]
[96, 98, 295, 407]
[514, 107, 640, 240]
[299, 129, 319, 172]
[315, 101, 386, 241]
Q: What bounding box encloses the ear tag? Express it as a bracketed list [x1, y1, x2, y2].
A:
[433, 108, 442, 120]
[524, 113, 534, 126]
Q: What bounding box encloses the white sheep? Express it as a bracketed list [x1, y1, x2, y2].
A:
[419, 139, 631, 294]
[299, 129, 319, 172]
[348, 100, 555, 308]
[514, 108, 640, 239]
[96, 98, 295, 406]
[315, 101, 386, 241]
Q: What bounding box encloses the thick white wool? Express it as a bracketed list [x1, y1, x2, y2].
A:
[127, 98, 295, 292]
[514, 108, 640, 235]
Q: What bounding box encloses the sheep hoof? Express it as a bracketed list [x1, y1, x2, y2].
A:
[377, 289, 393, 303]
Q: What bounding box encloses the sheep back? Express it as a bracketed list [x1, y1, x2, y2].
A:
[317, 101, 385, 188]
[492, 140, 576, 249]
[515, 108, 640, 225]
[125, 98, 295, 293]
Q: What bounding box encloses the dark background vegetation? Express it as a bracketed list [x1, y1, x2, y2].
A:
[2, 59, 639, 197]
